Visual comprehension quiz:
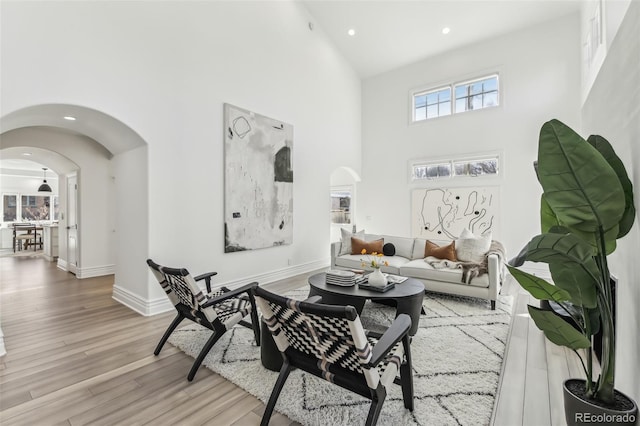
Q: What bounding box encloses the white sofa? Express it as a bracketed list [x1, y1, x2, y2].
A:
[330, 233, 505, 309]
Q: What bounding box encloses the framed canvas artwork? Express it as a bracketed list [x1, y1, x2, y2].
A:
[224, 104, 294, 252]
[411, 186, 499, 239]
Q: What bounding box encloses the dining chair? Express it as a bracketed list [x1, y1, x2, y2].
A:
[146, 258, 261, 381]
[13, 223, 36, 252]
[254, 286, 414, 426]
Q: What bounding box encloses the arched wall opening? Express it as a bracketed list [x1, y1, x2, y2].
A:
[330, 166, 361, 243]
[0, 104, 150, 311]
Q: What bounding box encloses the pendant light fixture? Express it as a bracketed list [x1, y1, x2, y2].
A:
[38, 167, 52, 192]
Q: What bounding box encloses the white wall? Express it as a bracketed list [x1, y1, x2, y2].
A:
[112, 145, 154, 304]
[360, 14, 581, 257]
[1, 1, 361, 311]
[581, 0, 639, 403]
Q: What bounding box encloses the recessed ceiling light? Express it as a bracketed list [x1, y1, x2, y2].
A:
[347, 29, 356, 36]
[64, 116, 76, 121]
[442, 27, 451, 35]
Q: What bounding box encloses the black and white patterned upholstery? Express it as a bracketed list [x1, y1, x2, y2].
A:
[147, 258, 260, 381]
[255, 286, 414, 426]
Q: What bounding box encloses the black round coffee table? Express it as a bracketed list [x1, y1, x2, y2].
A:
[308, 272, 425, 335]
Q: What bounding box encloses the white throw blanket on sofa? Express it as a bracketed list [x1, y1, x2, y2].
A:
[425, 241, 506, 285]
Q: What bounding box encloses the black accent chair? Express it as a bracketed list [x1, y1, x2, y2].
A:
[254, 286, 414, 426]
[147, 258, 261, 381]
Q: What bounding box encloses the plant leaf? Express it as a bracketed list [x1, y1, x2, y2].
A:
[549, 262, 597, 308]
[587, 135, 636, 239]
[540, 194, 560, 233]
[538, 120, 625, 235]
[565, 225, 619, 256]
[507, 266, 571, 302]
[524, 232, 598, 308]
[585, 307, 601, 336]
[528, 306, 591, 349]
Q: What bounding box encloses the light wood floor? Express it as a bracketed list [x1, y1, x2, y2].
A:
[0, 255, 576, 425]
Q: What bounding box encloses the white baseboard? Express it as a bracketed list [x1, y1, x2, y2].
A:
[77, 264, 115, 278]
[56, 259, 115, 278]
[57, 258, 68, 271]
[221, 259, 329, 288]
[112, 259, 330, 316]
[112, 285, 173, 316]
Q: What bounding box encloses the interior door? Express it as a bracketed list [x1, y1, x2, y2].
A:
[67, 175, 78, 275]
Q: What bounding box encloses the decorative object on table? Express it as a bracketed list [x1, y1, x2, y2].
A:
[168, 286, 513, 426]
[146, 258, 261, 381]
[358, 280, 395, 293]
[411, 186, 499, 240]
[254, 286, 414, 426]
[325, 269, 357, 287]
[386, 274, 408, 284]
[507, 119, 637, 425]
[223, 103, 293, 253]
[366, 267, 388, 288]
[358, 247, 388, 269]
[359, 247, 389, 288]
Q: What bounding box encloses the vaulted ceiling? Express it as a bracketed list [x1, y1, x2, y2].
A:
[302, 0, 582, 78]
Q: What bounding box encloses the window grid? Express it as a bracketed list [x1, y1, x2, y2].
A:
[453, 158, 499, 177]
[412, 74, 499, 122]
[2, 193, 56, 223]
[454, 75, 499, 113]
[412, 156, 499, 182]
[21, 195, 51, 221]
[412, 162, 452, 180]
[413, 87, 451, 121]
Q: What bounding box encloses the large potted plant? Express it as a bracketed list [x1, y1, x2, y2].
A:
[507, 119, 637, 425]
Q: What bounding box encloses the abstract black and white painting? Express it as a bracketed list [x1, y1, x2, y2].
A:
[224, 104, 293, 252]
[411, 186, 499, 239]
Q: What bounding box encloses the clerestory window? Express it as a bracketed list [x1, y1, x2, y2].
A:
[454, 75, 499, 113]
[411, 154, 500, 182]
[412, 73, 499, 122]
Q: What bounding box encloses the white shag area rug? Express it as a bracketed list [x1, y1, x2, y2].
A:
[168, 287, 513, 426]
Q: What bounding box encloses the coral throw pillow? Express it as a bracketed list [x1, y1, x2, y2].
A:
[351, 237, 384, 255]
[424, 240, 458, 261]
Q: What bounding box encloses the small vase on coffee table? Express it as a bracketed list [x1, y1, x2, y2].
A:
[368, 268, 387, 288]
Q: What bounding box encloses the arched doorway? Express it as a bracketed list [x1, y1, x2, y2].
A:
[0, 147, 78, 258]
[329, 166, 361, 242]
[0, 104, 149, 309]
